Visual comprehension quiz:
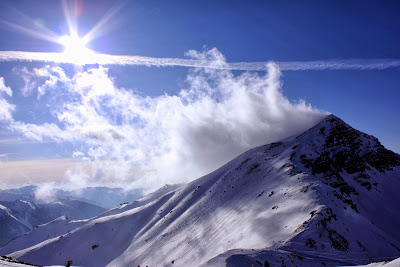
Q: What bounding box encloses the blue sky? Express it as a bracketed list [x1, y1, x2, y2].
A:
[0, 0, 399, 189]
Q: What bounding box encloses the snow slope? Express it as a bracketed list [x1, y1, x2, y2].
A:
[0, 184, 180, 256]
[98, 184, 182, 218]
[346, 257, 400, 267]
[0, 204, 30, 248]
[0, 216, 87, 255]
[6, 115, 400, 267]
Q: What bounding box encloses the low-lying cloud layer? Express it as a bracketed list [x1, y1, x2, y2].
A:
[0, 49, 326, 189]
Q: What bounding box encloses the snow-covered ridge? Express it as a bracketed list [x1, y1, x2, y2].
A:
[4, 114, 400, 267]
[0, 199, 105, 248]
[0, 186, 144, 209]
[0, 186, 144, 248]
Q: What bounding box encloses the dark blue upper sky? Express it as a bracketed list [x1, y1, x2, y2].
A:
[1, 0, 399, 58]
[0, 0, 399, 162]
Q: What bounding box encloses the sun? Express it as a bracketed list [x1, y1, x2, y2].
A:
[58, 34, 95, 64]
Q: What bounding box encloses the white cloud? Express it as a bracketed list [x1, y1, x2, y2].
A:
[0, 50, 400, 70]
[0, 77, 15, 122]
[11, 121, 66, 142]
[0, 99, 15, 122]
[0, 77, 12, 96]
[14, 65, 70, 98]
[34, 182, 57, 203]
[2, 49, 327, 188]
[72, 151, 85, 158]
[34, 65, 70, 97]
[13, 67, 36, 96]
[87, 146, 108, 159]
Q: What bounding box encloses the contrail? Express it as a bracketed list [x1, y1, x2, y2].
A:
[0, 51, 399, 71]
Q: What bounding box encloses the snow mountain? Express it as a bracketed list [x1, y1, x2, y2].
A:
[0, 187, 36, 202]
[0, 186, 144, 246]
[0, 184, 180, 256]
[0, 186, 144, 209]
[0, 199, 105, 247]
[3, 115, 400, 267]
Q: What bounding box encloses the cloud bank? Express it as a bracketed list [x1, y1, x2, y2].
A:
[0, 49, 399, 71]
[0, 49, 326, 189]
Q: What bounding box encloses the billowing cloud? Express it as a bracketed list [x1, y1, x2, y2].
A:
[1, 49, 327, 189]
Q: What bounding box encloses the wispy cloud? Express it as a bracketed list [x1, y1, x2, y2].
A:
[0, 77, 14, 121]
[0, 49, 399, 71]
[275, 59, 400, 71]
[0, 49, 326, 189]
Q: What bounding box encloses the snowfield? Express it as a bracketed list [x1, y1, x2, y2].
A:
[2, 115, 399, 267]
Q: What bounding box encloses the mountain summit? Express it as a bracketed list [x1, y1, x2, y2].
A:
[3, 114, 400, 267]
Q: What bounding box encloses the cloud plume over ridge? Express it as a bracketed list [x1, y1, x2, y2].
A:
[0, 49, 326, 189]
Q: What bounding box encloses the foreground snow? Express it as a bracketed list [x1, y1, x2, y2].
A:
[343, 257, 400, 266]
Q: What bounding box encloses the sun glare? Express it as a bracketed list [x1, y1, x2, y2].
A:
[0, 0, 128, 65]
[58, 34, 94, 64]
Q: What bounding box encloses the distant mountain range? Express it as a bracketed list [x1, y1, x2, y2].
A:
[0, 199, 105, 247]
[0, 186, 144, 209]
[1, 115, 399, 267]
[0, 186, 144, 247]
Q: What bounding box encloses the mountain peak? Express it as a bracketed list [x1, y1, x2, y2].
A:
[292, 114, 399, 199]
[323, 113, 340, 121]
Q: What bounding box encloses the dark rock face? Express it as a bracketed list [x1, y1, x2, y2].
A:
[299, 115, 400, 212]
[301, 116, 400, 174]
[364, 146, 400, 172]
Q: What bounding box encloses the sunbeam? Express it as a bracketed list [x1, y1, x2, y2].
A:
[82, 0, 128, 44]
[0, 18, 60, 44]
[61, 0, 79, 40]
